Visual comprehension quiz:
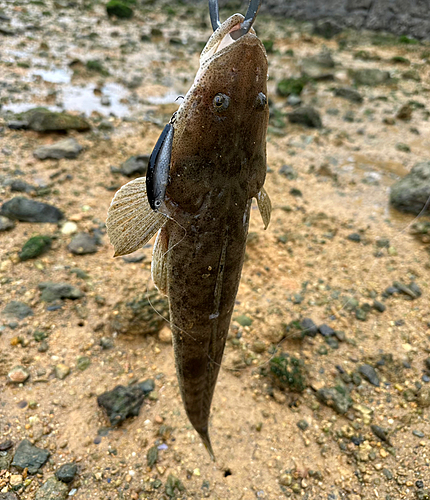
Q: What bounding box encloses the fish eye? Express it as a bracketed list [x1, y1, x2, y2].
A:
[255, 92, 267, 111]
[213, 93, 230, 112]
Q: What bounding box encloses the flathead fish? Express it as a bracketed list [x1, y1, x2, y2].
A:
[106, 0, 271, 459]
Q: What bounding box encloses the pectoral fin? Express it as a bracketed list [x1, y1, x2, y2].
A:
[106, 178, 166, 257]
[256, 186, 272, 229]
[151, 228, 169, 295]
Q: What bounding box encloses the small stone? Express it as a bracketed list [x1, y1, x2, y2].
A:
[373, 300, 386, 313]
[234, 314, 253, 327]
[12, 439, 50, 474]
[316, 386, 352, 414]
[120, 155, 149, 176]
[9, 474, 23, 487]
[34, 138, 83, 160]
[38, 282, 84, 302]
[35, 476, 68, 500]
[352, 68, 391, 86]
[19, 235, 52, 261]
[318, 324, 335, 337]
[287, 94, 302, 106]
[11, 107, 90, 132]
[347, 233, 361, 242]
[371, 425, 389, 443]
[76, 356, 91, 371]
[61, 222, 78, 235]
[390, 162, 430, 215]
[1, 197, 64, 223]
[355, 308, 368, 321]
[287, 106, 322, 128]
[279, 473, 293, 486]
[413, 430, 425, 438]
[0, 215, 15, 231]
[279, 164, 297, 180]
[138, 379, 155, 394]
[251, 340, 266, 353]
[396, 104, 413, 121]
[158, 325, 172, 344]
[97, 383, 150, 426]
[147, 445, 158, 468]
[55, 463, 77, 483]
[55, 364, 70, 380]
[297, 419, 309, 431]
[358, 364, 380, 387]
[100, 337, 114, 349]
[333, 87, 363, 103]
[417, 388, 430, 408]
[3, 300, 33, 320]
[10, 179, 36, 193]
[8, 366, 30, 384]
[301, 318, 318, 337]
[68, 232, 98, 255]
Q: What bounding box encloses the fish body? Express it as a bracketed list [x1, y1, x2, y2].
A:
[106, 11, 271, 458]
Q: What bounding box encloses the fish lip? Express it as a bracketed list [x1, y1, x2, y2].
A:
[200, 14, 266, 69]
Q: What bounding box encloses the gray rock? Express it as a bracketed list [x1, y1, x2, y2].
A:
[279, 164, 297, 180]
[38, 282, 84, 302]
[3, 300, 33, 319]
[10, 179, 36, 193]
[301, 51, 335, 80]
[301, 318, 318, 337]
[316, 386, 352, 414]
[352, 68, 391, 86]
[333, 87, 363, 103]
[0, 493, 20, 500]
[286, 94, 302, 106]
[120, 155, 150, 176]
[8, 366, 30, 384]
[358, 364, 380, 386]
[0, 215, 15, 231]
[34, 138, 83, 160]
[1, 197, 64, 223]
[55, 463, 77, 483]
[9, 108, 90, 133]
[35, 477, 69, 500]
[12, 439, 50, 474]
[390, 162, 430, 215]
[68, 232, 98, 255]
[97, 380, 154, 426]
[287, 106, 322, 128]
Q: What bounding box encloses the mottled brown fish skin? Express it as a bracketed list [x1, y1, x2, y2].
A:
[160, 31, 268, 457]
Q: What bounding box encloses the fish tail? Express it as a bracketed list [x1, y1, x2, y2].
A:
[198, 428, 216, 461]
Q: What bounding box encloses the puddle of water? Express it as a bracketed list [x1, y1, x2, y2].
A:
[3, 83, 130, 117]
[145, 91, 181, 105]
[352, 153, 408, 177]
[33, 68, 72, 84]
[60, 83, 129, 117]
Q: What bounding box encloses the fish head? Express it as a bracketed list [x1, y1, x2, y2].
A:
[169, 13, 269, 205]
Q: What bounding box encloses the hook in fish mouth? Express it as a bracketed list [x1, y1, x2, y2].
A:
[209, 0, 262, 37]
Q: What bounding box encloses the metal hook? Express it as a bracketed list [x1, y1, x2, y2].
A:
[209, 0, 221, 31]
[209, 0, 262, 38]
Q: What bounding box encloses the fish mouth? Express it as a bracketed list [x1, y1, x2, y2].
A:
[200, 13, 264, 66]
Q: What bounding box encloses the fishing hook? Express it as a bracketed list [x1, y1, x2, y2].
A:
[209, 0, 262, 37]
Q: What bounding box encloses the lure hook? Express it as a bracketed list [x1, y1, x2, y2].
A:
[209, 0, 262, 37]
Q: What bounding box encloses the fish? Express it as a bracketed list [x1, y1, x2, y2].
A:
[106, 0, 271, 460]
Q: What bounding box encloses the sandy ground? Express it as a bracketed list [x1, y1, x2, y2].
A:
[1, 1, 430, 499]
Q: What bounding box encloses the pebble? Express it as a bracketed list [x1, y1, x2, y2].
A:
[316, 387, 352, 414]
[279, 164, 298, 180]
[0, 215, 15, 231]
[10, 179, 36, 193]
[97, 380, 154, 425]
[318, 324, 335, 337]
[287, 106, 322, 128]
[8, 366, 30, 384]
[373, 300, 386, 312]
[333, 87, 363, 103]
[68, 232, 98, 255]
[12, 439, 50, 474]
[35, 476, 69, 500]
[9, 474, 23, 486]
[55, 463, 77, 483]
[3, 300, 34, 320]
[61, 221, 78, 235]
[358, 364, 380, 386]
[120, 155, 150, 176]
[55, 364, 71, 380]
[301, 318, 318, 337]
[347, 233, 361, 242]
[1, 197, 64, 223]
[76, 356, 91, 371]
[158, 325, 172, 343]
[100, 337, 114, 349]
[19, 235, 52, 261]
[38, 282, 84, 302]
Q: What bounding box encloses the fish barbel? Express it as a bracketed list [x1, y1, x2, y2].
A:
[106, 0, 271, 460]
